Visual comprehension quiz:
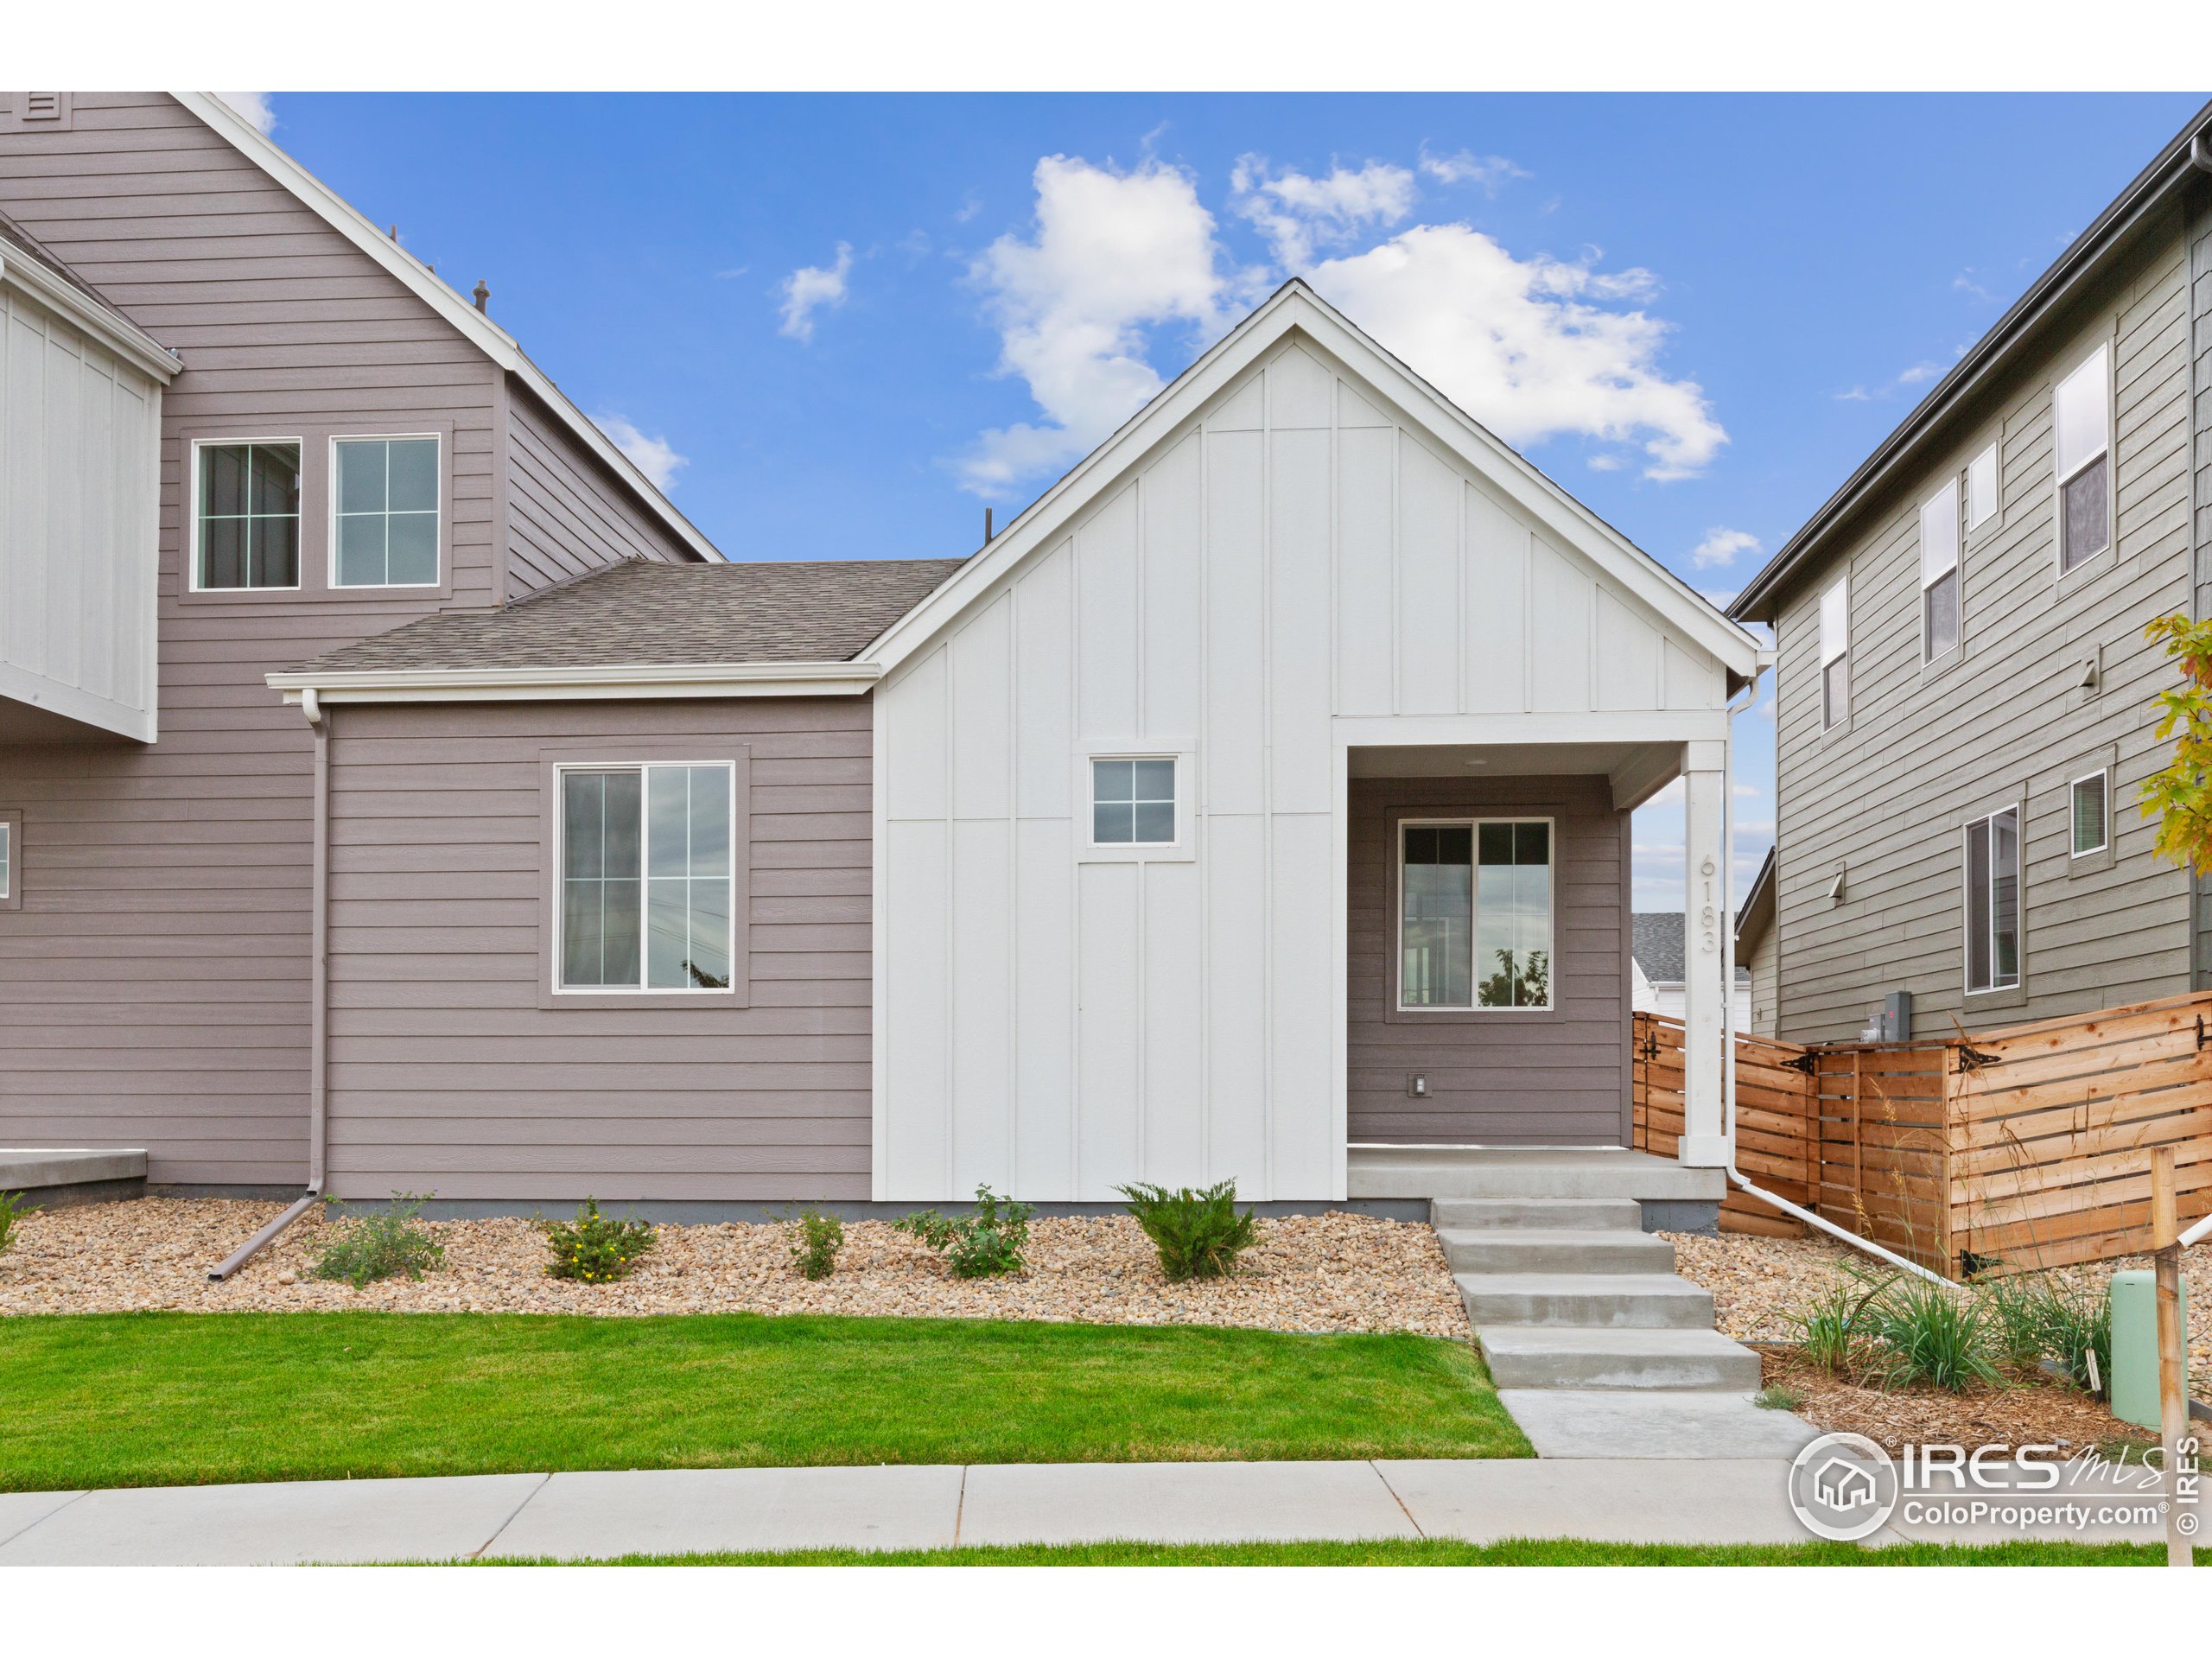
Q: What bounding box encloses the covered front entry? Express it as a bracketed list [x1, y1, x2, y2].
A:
[1341, 735, 1732, 1166]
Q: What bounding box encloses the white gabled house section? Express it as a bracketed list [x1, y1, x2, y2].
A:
[867, 283, 1762, 1202]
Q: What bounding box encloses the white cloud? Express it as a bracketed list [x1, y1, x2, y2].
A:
[593, 415, 687, 492]
[1690, 526, 1759, 570]
[1418, 149, 1529, 195]
[1230, 156, 1417, 270]
[217, 92, 276, 135]
[1306, 225, 1726, 480]
[1586, 454, 1624, 472]
[1897, 359, 1944, 385]
[1696, 588, 1739, 611]
[777, 243, 853, 342]
[1734, 782, 1761, 798]
[958, 155, 1236, 499]
[1954, 270, 1999, 303]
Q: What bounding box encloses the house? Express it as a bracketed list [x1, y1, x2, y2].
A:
[3, 92, 1764, 1211]
[1727, 103, 2212, 1045]
[1629, 911, 1751, 1034]
[1733, 849, 1777, 1037]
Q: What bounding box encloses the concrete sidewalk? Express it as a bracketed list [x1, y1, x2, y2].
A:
[0, 1459, 2176, 1565]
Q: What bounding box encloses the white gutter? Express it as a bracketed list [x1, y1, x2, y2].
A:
[0, 249, 181, 383]
[1713, 659, 1952, 1289]
[267, 659, 881, 705]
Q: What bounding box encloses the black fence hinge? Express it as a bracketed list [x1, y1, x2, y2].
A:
[2197, 1014, 2210, 1052]
[1782, 1052, 1820, 1076]
[1955, 1044, 2003, 1074]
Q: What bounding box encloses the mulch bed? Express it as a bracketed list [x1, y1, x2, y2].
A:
[1758, 1347, 2158, 1456]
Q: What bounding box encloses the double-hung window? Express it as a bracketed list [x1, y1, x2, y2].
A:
[1400, 819, 1553, 1011]
[334, 435, 441, 588]
[559, 763, 734, 992]
[194, 440, 302, 589]
[1920, 476, 1961, 662]
[2053, 346, 2111, 573]
[1964, 807, 2021, 994]
[1820, 577, 1850, 728]
[2069, 771, 2109, 858]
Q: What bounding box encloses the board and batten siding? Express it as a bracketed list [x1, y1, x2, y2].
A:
[1771, 205, 2198, 1044]
[1346, 775, 1630, 1146]
[0, 272, 161, 740]
[322, 697, 870, 1201]
[874, 336, 1728, 1201]
[0, 93, 698, 1185]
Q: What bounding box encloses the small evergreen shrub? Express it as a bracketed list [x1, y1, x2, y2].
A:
[1116, 1179, 1262, 1281]
[1863, 1275, 2002, 1394]
[778, 1206, 845, 1281]
[0, 1190, 27, 1258]
[541, 1198, 656, 1283]
[895, 1185, 1033, 1278]
[310, 1192, 445, 1287]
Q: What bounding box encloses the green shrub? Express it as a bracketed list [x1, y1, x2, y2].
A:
[310, 1192, 445, 1287]
[0, 1190, 27, 1257]
[895, 1185, 1033, 1279]
[1982, 1274, 2112, 1395]
[777, 1206, 845, 1281]
[1794, 1276, 1878, 1376]
[1752, 1384, 1804, 1411]
[1863, 1275, 2003, 1394]
[541, 1198, 656, 1284]
[1116, 1179, 1261, 1281]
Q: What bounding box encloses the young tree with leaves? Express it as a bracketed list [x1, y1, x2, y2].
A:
[2140, 613, 2212, 873]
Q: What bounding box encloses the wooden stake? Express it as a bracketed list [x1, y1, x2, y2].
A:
[2152, 1147, 2194, 1568]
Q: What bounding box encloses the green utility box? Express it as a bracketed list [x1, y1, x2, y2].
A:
[2109, 1268, 2188, 1431]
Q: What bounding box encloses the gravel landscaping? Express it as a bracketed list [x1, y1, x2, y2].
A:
[0, 1198, 1471, 1339]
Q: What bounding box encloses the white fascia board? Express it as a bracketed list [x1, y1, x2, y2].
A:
[0, 251, 178, 383]
[266, 660, 880, 705]
[1334, 711, 1730, 748]
[171, 92, 724, 566]
[858, 281, 1762, 681]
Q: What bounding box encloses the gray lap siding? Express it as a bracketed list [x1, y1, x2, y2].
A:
[1346, 774, 1630, 1147]
[322, 696, 872, 1202]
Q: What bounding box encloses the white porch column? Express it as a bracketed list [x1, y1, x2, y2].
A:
[1679, 741, 1730, 1166]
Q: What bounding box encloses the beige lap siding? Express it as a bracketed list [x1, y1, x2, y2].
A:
[1346, 774, 1631, 1147]
[323, 696, 871, 1202]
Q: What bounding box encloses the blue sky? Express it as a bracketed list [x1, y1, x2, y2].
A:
[252, 91, 2205, 907]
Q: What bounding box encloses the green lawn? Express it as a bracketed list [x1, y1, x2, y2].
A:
[0, 1311, 1529, 1491]
[481, 1539, 2209, 1567]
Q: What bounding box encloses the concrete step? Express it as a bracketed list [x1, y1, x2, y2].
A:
[1352, 1148, 1724, 1203]
[1496, 1389, 1823, 1458]
[1456, 1272, 1714, 1330]
[1431, 1197, 1643, 1231]
[1475, 1325, 1763, 1391]
[1437, 1227, 1677, 1275]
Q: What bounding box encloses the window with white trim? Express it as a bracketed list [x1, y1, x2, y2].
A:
[334, 436, 441, 587]
[1820, 576, 1850, 728]
[2069, 771, 2108, 857]
[559, 763, 734, 991]
[1964, 806, 2021, 994]
[194, 440, 301, 589]
[1966, 442, 1999, 531]
[1400, 819, 1553, 1011]
[1920, 476, 1961, 663]
[1090, 758, 1177, 845]
[2053, 346, 2110, 573]
[0, 820, 10, 899]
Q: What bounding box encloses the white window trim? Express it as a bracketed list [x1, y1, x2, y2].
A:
[1819, 575, 1849, 729]
[2069, 768, 2110, 858]
[550, 759, 738, 996]
[2051, 343, 2113, 576]
[328, 432, 444, 590]
[0, 819, 10, 899]
[1919, 477, 1961, 664]
[1074, 744, 1197, 862]
[1963, 803, 2023, 996]
[187, 435, 305, 594]
[1395, 815, 1557, 1014]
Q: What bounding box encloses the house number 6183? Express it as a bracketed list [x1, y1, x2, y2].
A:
[1697, 855, 1719, 954]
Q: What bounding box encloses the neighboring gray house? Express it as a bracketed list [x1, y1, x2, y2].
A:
[1630, 912, 1751, 1033]
[3, 92, 1764, 1210]
[1728, 103, 2212, 1045]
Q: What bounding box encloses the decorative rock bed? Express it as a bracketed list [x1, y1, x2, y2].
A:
[0, 1198, 1473, 1339]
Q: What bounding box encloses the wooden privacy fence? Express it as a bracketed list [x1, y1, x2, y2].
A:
[1632, 993, 2212, 1276]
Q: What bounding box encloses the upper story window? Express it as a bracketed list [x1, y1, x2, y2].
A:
[334, 435, 441, 588]
[0, 819, 11, 899]
[558, 763, 734, 993]
[1966, 442, 1999, 531]
[2069, 771, 2109, 857]
[1091, 758, 1178, 845]
[2053, 345, 2110, 573]
[1919, 476, 1961, 663]
[1400, 819, 1553, 1011]
[1819, 576, 1850, 728]
[194, 440, 301, 590]
[1964, 806, 2021, 994]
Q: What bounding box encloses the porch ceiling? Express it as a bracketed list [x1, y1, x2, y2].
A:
[1346, 741, 1683, 810]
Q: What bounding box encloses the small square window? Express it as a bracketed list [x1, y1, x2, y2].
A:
[334, 436, 442, 587]
[2069, 772, 2108, 857]
[1091, 758, 1177, 844]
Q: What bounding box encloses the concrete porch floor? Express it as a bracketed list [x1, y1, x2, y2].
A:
[1347, 1145, 1725, 1205]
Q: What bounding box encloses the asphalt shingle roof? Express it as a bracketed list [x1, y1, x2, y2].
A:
[1632, 912, 1750, 986]
[294, 556, 969, 674]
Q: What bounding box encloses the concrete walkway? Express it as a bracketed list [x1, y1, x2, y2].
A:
[0, 1459, 2172, 1564]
